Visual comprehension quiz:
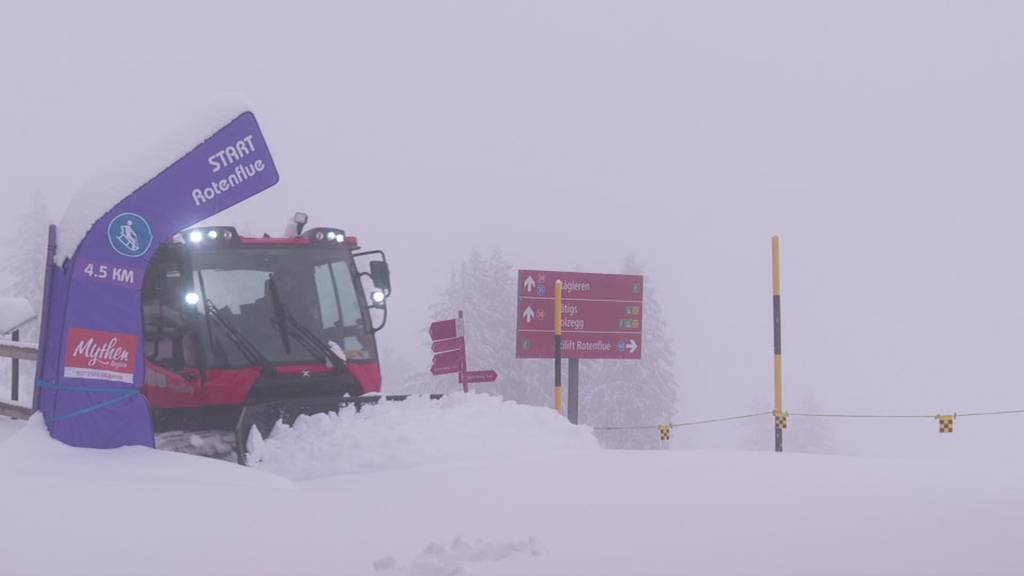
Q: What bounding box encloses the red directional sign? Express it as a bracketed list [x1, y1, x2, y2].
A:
[464, 370, 498, 384]
[516, 269, 643, 360]
[428, 311, 498, 389]
[431, 349, 464, 375]
[429, 319, 458, 341]
[431, 337, 464, 354]
[519, 299, 642, 333]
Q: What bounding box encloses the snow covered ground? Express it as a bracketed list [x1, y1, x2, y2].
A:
[249, 394, 599, 479]
[1, 394, 1023, 575]
[0, 415, 23, 443]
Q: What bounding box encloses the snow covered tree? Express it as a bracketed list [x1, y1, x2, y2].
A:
[418, 249, 548, 403]
[579, 253, 679, 449]
[786, 394, 836, 454]
[419, 250, 679, 450]
[0, 191, 51, 402]
[736, 404, 773, 452]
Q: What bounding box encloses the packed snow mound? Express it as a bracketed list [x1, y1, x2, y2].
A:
[1, 413, 290, 491]
[249, 392, 600, 480]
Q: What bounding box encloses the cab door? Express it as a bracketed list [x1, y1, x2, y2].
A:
[141, 245, 202, 407]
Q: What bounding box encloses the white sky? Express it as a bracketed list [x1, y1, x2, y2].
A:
[4, 1, 1024, 455]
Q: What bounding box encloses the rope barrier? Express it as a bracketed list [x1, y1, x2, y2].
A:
[788, 412, 935, 419]
[592, 406, 1024, 437]
[592, 411, 772, 432]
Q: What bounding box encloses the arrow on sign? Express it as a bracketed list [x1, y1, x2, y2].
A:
[524, 276, 536, 293]
[626, 339, 638, 354]
[522, 306, 535, 323]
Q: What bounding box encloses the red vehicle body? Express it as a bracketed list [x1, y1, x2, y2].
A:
[140, 220, 390, 461]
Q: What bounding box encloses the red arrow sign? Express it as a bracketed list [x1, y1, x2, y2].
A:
[464, 370, 498, 383]
[431, 364, 461, 376]
[517, 299, 642, 333]
[431, 337, 464, 354]
[518, 270, 643, 301]
[431, 349, 464, 375]
[517, 332, 642, 360]
[429, 319, 458, 341]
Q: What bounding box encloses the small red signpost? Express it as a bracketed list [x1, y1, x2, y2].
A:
[428, 311, 498, 391]
[516, 269, 644, 424]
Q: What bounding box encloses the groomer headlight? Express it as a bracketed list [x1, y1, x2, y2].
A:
[371, 289, 386, 304]
[184, 227, 238, 245]
[306, 228, 348, 245]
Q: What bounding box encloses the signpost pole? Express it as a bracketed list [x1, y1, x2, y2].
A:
[10, 329, 18, 402]
[567, 357, 579, 424]
[554, 280, 563, 415]
[458, 310, 467, 393]
[772, 235, 784, 453]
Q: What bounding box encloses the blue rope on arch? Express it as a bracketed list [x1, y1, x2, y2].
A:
[35, 379, 139, 422]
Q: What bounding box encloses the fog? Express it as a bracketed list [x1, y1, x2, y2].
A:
[4, 1, 1024, 456]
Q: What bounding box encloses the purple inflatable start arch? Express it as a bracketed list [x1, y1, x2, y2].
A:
[35, 112, 279, 449]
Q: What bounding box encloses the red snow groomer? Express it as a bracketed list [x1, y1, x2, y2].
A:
[141, 213, 391, 462]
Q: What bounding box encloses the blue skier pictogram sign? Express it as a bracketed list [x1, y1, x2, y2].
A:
[106, 212, 153, 258]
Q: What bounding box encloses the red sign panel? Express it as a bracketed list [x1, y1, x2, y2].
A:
[431, 337, 464, 354]
[464, 370, 498, 384]
[64, 327, 138, 384]
[429, 319, 458, 341]
[431, 349, 464, 375]
[518, 299, 642, 333]
[516, 270, 643, 360]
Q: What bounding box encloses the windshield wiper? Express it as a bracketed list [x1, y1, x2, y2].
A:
[266, 275, 339, 365]
[266, 274, 292, 355]
[204, 297, 272, 371]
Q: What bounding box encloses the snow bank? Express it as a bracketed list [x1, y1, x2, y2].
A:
[250, 392, 600, 480]
[373, 537, 543, 576]
[1, 413, 290, 490]
[3, 405, 1024, 574]
[0, 415, 24, 443]
[56, 100, 250, 263]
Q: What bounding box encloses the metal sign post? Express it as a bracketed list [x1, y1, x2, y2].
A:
[772, 235, 784, 453]
[567, 357, 579, 424]
[11, 329, 18, 402]
[554, 280, 563, 415]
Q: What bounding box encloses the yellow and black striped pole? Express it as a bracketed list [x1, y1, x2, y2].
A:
[772, 235, 784, 452]
[554, 280, 563, 415]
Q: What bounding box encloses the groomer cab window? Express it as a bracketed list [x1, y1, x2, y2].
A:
[141, 246, 196, 371]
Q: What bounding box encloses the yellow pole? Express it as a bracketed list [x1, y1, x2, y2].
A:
[772, 235, 783, 452]
[554, 280, 563, 415]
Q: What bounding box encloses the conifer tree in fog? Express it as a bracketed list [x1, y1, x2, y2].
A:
[785, 394, 836, 455]
[579, 253, 678, 449]
[0, 191, 51, 399]
[419, 249, 548, 403]
[421, 250, 679, 449]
